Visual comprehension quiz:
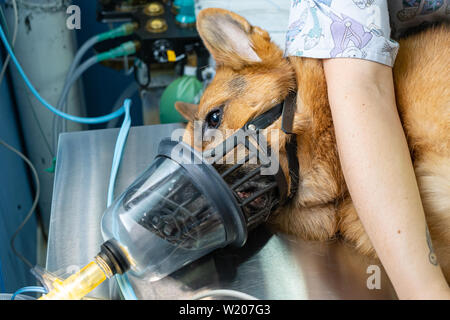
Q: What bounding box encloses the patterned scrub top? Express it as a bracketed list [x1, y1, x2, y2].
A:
[285, 0, 450, 67]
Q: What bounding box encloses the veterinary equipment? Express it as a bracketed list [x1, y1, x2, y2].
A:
[40, 91, 299, 299]
[46, 124, 397, 300]
[39, 240, 129, 300]
[159, 49, 203, 123]
[0, 19, 139, 298]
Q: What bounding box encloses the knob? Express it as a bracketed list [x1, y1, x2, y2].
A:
[144, 2, 165, 16]
[146, 18, 168, 33]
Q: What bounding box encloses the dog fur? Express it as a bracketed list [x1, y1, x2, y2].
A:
[175, 8, 450, 282]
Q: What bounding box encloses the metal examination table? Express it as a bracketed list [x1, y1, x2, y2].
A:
[46, 124, 397, 300]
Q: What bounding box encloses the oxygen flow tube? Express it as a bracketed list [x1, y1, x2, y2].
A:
[106, 99, 138, 300]
[39, 240, 131, 300]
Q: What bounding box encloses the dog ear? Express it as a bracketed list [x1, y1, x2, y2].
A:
[175, 101, 198, 121]
[196, 8, 273, 69]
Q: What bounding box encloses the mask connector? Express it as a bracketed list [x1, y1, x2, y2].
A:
[39, 240, 130, 300]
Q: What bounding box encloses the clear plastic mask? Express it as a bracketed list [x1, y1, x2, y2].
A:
[101, 156, 229, 281]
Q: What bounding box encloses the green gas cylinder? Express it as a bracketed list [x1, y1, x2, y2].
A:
[160, 66, 203, 123]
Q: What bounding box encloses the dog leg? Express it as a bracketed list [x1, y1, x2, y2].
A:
[269, 201, 338, 242]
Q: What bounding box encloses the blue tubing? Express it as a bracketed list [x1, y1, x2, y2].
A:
[0, 24, 125, 124]
[107, 99, 138, 300]
[11, 286, 47, 300]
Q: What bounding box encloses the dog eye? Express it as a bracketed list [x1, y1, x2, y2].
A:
[205, 108, 223, 129]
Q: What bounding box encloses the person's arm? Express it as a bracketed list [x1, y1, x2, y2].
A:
[323, 58, 450, 300]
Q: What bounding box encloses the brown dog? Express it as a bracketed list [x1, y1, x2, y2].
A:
[175, 8, 450, 282]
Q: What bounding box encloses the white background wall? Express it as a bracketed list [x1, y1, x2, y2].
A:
[195, 0, 291, 51]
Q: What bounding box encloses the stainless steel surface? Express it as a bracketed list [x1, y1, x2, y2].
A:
[47, 124, 397, 300]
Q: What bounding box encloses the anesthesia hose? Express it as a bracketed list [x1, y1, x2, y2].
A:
[39, 240, 130, 300]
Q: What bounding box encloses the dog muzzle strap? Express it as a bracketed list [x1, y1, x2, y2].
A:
[246, 91, 300, 202]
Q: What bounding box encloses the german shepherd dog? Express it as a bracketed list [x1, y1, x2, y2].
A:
[175, 8, 450, 282]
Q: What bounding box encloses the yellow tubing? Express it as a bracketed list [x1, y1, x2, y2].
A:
[39, 259, 110, 300]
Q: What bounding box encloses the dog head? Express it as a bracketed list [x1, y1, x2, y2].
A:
[176, 8, 295, 134]
[175, 8, 345, 219]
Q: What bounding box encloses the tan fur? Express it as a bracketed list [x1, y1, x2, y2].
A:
[176, 9, 450, 283]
